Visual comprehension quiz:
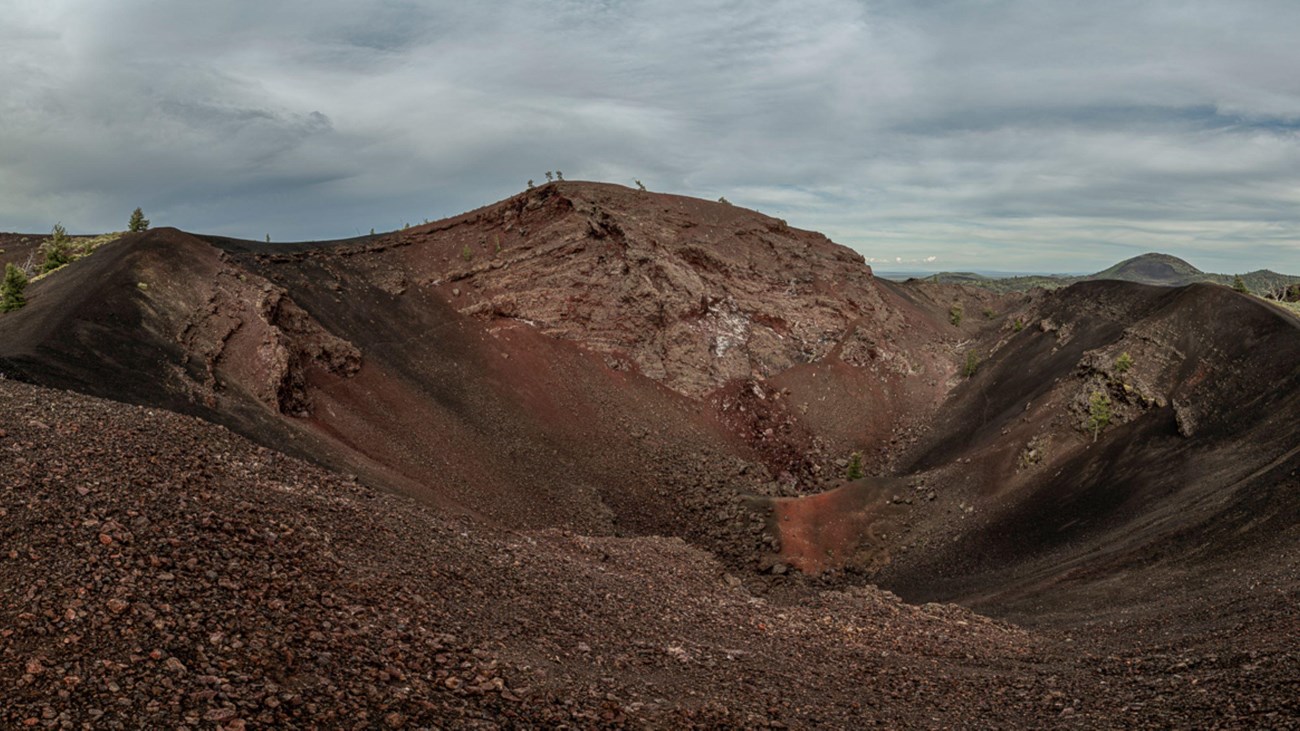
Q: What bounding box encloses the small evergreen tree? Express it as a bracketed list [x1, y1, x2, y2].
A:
[1, 263, 28, 312]
[949, 302, 963, 326]
[41, 223, 72, 273]
[461, 244, 473, 262]
[846, 452, 864, 480]
[1088, 391, 1112, 442]
[527, 179, 535, 189]
[1232, 275, 1249, 294]
[545, 171, 554, 182]
[1115, 352, 1133, 373]
[128, 207, 150, 232]
[963, 349, 980, 377]
[555, 170, 563, 181]
[635, 180, 646, 192]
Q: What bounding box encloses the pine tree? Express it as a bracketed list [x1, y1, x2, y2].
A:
[128, 207, 150, 232]
[1232, 275, 1249, 294]
[846, 452, 864, 480]
[1, 263, 28, 312]
[1088, 391, 1112, 442]
[41, 223, 72, 273]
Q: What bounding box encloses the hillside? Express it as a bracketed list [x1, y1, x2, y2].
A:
[915, 252, 1300, 295]
[2, 183, 1298, 728]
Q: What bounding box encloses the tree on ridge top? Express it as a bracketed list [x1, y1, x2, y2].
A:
[128, 207, 150, 233]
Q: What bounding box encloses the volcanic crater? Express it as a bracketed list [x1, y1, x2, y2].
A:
[1, 182, 1297, 729]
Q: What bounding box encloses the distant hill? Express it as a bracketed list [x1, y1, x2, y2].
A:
[915, 252, 1300, 297]
[1093, 252, 1205, 286]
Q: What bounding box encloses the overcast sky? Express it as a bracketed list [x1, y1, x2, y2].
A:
[2, 1, 1299, 273]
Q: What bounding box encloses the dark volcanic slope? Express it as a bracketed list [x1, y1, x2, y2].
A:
[879, 281, 1300, 610]
[0, 378, 1158, 730]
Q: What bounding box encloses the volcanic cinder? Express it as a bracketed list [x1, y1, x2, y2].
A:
[1, 182, 1297, 729]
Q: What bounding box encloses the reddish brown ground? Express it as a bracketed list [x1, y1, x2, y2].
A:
[2, 183, 1298, 728]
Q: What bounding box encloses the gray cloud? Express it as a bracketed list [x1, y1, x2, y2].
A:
[1, 0, 1298, 273]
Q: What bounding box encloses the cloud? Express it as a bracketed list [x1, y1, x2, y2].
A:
[0, 0, 1297, 273]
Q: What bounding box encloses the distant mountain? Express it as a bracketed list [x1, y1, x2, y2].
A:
[1092, 253, 1205, 286]
[915, 252, 1300, 297]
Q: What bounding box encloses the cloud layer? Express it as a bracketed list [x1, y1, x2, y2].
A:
[2, 0, 1298, 272]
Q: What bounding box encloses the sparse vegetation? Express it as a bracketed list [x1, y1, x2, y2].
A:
[1088, 391, 1112, 442]
[1018, 437, 1045, 470]
[846, 452, 864, 480]
[1013, 318, 1025, 332]
[461, 244, 473, 262]
[949, 302, 963, 326]
[2, 263, 28, 312]
[1232, 275, 1249, 294]
[982, 306, 994, 319]
[128, 207, 150, 232]
[963, 350, 980, 378]
[1116, 352, 1133, 373]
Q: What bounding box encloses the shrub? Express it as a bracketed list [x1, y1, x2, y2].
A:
[1, 263, 28, 312]
[41, 223, 72, 273]
[461, 244, 473, 262]
[1087, 391, 1111, 442]
[1013, 318, 1025, 332]
[1232, 275, 1249, 294]
[128, 207, 150, 232]
[963, 350, 980, 378]
[982, 306, 994, 319]
[846, 452, 864, 480]
[949, 302, 963, 326]
[1115, 352, 1133, 373]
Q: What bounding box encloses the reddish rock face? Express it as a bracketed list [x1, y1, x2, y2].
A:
[396, 182, 891, 398]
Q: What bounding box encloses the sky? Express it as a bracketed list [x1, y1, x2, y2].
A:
[2, 1, 1299, 274]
